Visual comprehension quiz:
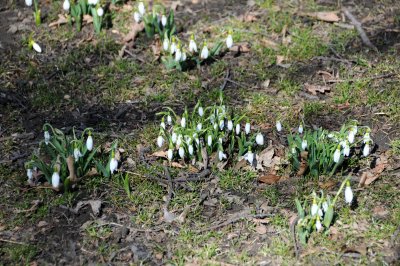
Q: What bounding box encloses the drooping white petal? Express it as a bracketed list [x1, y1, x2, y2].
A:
[311, 203, 318, 216]
[167, 148, 173, 161]
[160, 121, 166, 130]
[44, 131, 50, 145]
[246, 151, 254, 164]
[86, 136, 93, 151]
[167, 115, 172, 125]
[97, 7, 104, 17]
[188, 144, 194, 155]
[170, 42, 176, 54]
[175, 48, 182, 62]
[74, 148, 82, 162]
[27, 169, 33, 180]
[171, 132, 177, 143]
[333, 148, 341, 163]
[207, 135, 212, 147]
[197, 123, 202, 131]
[343, 143, 350, 157]
[219, 120, 224, 130]
[138, 2, 145, 15]
[256, 133, 264, 145]
[157, 136, 164, 148]
[235, 124, 240, 135]
[345, 185, 353, 204]
[25, 0, 33, 6]
[63, 0, 70, 11]
[110, 158, 118, 174]
[363, 143, 370, 157]
[178, 146, 185, 159]
[180, 117, 186, 128]
[161, 15, 167, 27]
[200, 45, 209, 59]
[245, 123, 250, 135]
[322, 201, 328, 212]
[177, 134, 182, 147]
[134, 11, 141, 23]
[276, 121, 282, 132]
[189, 39, 197, 53]
[163, 38, 169, 51]
[316, 218, 322, 232]
[227, 120, 233, 131]
[52, 171, 60, 188]
[301, 140, 307, 150]
[226, 34, 233, 49]
[298, 124, 303, 134]
[198, 106, 204, 117]
[32, 42, 42, 53]
[218, 150, 227, 161]
[348, 131, 355, 144]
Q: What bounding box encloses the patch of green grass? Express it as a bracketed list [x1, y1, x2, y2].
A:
[260, 235, 292, 257]
[0, 244, 37, 264]
[282, 28, 328, 60]
[218, 169, 257, 192]
[390, 139, 400, 155]
[279, 79, 300, 96]
[263, 185, 280, 206]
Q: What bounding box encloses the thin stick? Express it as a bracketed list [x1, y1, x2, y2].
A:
[0, 239, 28, 245]
[342, 7, 378, 51]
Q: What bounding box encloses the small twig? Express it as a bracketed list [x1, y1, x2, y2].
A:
[342, 7, 378, 51]
[220, 69, 231, 90]
[327, 73, 397, 83]
[290, 216, 300, 259]
[0, 239, 28, 245]
[163, 165, 174, 209]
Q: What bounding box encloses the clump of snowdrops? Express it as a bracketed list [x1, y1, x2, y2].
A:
[155, 93, 265, 165]
[25, 0, 41, 26]
[295, 178, 354, 244]
[285, 120, 373, 178]
[25, 124, 119, 191]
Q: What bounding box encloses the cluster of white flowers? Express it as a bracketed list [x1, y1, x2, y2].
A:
[156, 102, 264, 164]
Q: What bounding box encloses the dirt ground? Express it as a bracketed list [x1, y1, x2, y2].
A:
[1, 0, 400, 265]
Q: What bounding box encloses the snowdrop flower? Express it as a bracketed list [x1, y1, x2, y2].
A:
[138, 1, 145, 15]
[27, 168, 33, 180]
[291, 147, 296, 154]
[88, 0, 99, 5]
[226, 32, 233, 49]
[109, 152, 118, 174]
[178, 146, 185, 159]
[219, 120, 224, 130]
[198, 106, 204, 117]
[73, 147, 82, 162]
[345, 181, 353, 205]
[322, 201, 328, 212]
[25, 0, 32, 6]
[171, 132, 177, 143]
[44, 131, 50, 145]
[189, 35, 197, 53]
[363, 132, 371, 143]
[298, 124, 303, 134]
[333, 147, 341, 163]
[52, 169, 60, 188]
[276, 121, 282, 132]
[207, 135, 212, 147]
[161, 14, 167, 27]
[32, 42, 42, 53]
[188, 144, 194, 155]
[245, 148, 254, 164]
[218, 150, 227, 161]
[167, 115, 172, 125]
[160, 119, 166, 130]
[301, 140, 307, 150]
[157, 135, 164, 148]
[180, 117, 186, 128]
[235, 124, 240, 135]
[348, 130, 355, 144]
[177, 134, 182, 147]
[227, 120, 233, 131]
[318, 208, 323, 217]
[170, 38, 176, 54]
[86, 134, 93, 151]
[97, 7, 104, 17]
[245, 122, 250, 135]
[181, 50, 187, 61]
[200, 42, 209, 59]
[256, 133, 264, 145]
[175, 46, 182, 62]
[63, 0, 70, 11]
[311, 198, 318, 216]
[195, 137, 199, 146]
[196, 123, 202, 131]
[163, 37, 169, 51]
[316, 217, 322, 232]
[343, 142, 350, 157]
[134, 11, 141, 23]
[363, 143, 370, 157]
[213, 123, 218, 130]
[167, 148, 173, 161]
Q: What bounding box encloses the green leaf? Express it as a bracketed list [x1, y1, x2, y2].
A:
[323, 205, 334, 227]
[295, 198, 305, 218]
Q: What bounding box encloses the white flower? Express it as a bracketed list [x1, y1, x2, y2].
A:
[63, 0, 70, 11]
[163, 38, 169, 51]
[86, 135, 93, 151]
[322, 201, 328, 212]
[97, 7, 104, 17]
[52, 171, 60, 188]
[25, 0, 32, 6]
[245, 123, 250, 135]
[218, 137, 223, 144]
[32, 42, 42, 53]
[345, 183, 353, 204]
[73, 148, 82, 162]
[226, 34, 233, 49]
[207, 135, 212, 147]
[276, 121, 282, 132]
[170, 41, 176, 54]
[291, 147, 296, 154]
[195, 138, 199, 146]
[27, 169, 33, 180]
[348, 130, 355, 144]
[88, 0, 99, 5]
[327, 133, 334, 138]
[180, 117, 186, 128]
[177, 134, 182, 147]
[318, 208, 323, 217]
[245, 150, 254, 164]
[44, 131, 50, 145]
[157, 135, 164, 148]
[311, 202, 318, 216]
[175, 48, 182, 62]
[219, 120, 224, 130]
[301, 140, 307, 150]
[197, 123, 202, 131]
[333, 148, 341, 163]
[160, 121, 166, 130]
[256, 133, 264, 145]
[235, 124, 240, 135]
[161, 14, 167, 26]
[227, 120, 233, 131]
[363, 132, 371, 143]
[213, 123, 217, 130]
[167, 148, 173, 161]
[134, 11, 141, 23]
[218, 150, 227, 161]
[181, 51, 187, 61]
[138, 1, 145, 15]
[363, 143, 370, 157]
[316, 218, 322, 232]
[171, 132, 177, 143]
[179, 146, 185, 159]
[189, 38, 197, 53]
[167, 115, 172, 125]
[200, 43, 209, 59]
[188, 144, 194, 155]
[198, 106, 204, 117]
[110, 157, 118, 174]
[343, 143, 350, 157]
[298, 124, 303, 134]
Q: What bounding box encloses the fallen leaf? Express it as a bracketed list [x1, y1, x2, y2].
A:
[229, 42, 251, 53]
[38, 221, 48, 227]
[163, 207, 176, 223]
[342, 244, 367, 256]
[253, 217, 270, 224]
[259, 174, 281, 184]
[359, 153, 388, 186]
[151, 39, 162, 60]
[171, 0, 183, 11]
[83, 14, 93, 24]
[261, 39, 279, 50]
[256, 145, 275, 170]
[74, 200, 102, 216]
[150, 150, 167, 158]
[255, 225, 267, 235]
[319, 180, 337, 189]
[241, 12, 258, 22]
[299, 11, 340, 22]
[171, 162, 184, 168]
[276, 55, 286, 65]
[234, 158, 248, 170]
[123, 22, 145, 43]
[372, 205, 389, 219]
[49, 14, 68, 28]
[304, 83, 331, 95]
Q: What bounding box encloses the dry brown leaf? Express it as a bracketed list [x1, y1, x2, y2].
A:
[121, 4, 133, 11]
[299, 11, 340, 22]
[372, 205, 389, 219]
[359, 153, 388, 186]
[49, 14, 68, 28]
[171, 162, 184, 168]
[259, 174, 281, 184]
[234, 158, 248, 170]
[318, 180, 337, 189]
[123, 22, 145, 43]
[150, 150, 167, 158]
[151, 39, 162, 60]
[229, 42, 251, 53]
[255, 225, 267, 235]
[261, 39, 279, 50]
[83, 14, 93, 24]
[241, 12, 258, 22]
[276, 55, 286, 64]
[305, 83, 331, 95]
[171, 0, 183, 11]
